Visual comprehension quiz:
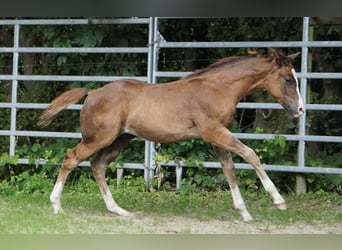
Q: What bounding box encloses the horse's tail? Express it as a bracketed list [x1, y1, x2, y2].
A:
[38, 88, 89, 127]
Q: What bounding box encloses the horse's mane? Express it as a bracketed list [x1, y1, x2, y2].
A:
[182, 49, 292, 79]
[182, 55, 255, 79]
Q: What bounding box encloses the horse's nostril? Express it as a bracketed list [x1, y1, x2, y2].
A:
[298, 106, 305, 114]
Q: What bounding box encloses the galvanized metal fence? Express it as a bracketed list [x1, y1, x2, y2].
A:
[0, 17, 341, 189]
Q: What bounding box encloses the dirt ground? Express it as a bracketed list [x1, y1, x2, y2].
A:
[101, 214, 342, 234]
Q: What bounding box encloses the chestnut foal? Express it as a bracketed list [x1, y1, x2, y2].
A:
[39, 49, 304, 221]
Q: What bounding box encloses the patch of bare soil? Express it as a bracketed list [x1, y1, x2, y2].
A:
[107, 214, 342, 234]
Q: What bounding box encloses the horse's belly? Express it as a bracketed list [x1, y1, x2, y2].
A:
[125, 118, 200, 143]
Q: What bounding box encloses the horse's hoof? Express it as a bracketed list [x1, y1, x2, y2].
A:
[240, 211, 253, 222]
[109, 207, 131, 217]
[52, 205, 64, 214]
[274, 202, 287, 210]
[242, 214, 253, 222]
[121, 211, 132, 217]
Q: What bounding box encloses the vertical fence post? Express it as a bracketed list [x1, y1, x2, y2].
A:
[296, 17, 310, 194]
[144, 17, 159, 187]
[175, 161, 183, 189]
[9, 24, 20, 157]
[116, 167, 124, 188]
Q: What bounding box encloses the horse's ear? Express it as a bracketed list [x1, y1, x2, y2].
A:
[288, 52, 301, 60]
[247, 49, 258, 55]
[267, 48, 278, 56]
[267, 48, 283, 61]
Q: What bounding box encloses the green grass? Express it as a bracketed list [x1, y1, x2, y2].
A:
[0, 177, 341, 233]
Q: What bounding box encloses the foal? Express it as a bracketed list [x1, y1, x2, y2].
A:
[39, 49, 304, 221]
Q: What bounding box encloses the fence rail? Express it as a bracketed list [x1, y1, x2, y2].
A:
[0, 17, 341, 190]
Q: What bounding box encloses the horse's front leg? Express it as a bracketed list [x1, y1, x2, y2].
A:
[202, 126, 286, 211]
[213, 146, 253, 221]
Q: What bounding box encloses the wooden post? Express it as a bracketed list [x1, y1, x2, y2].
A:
[296, 175, 307, 194]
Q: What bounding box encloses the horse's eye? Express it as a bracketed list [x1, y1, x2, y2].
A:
[285, 76, 294, 84]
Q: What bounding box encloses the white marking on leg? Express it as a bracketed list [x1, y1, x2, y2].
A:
[102, 188, 130, 217]
[50, 181, 64, 214]
[231, 186, 253, 222]
[260, 177, 285, 205]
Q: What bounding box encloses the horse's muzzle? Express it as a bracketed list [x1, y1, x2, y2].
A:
[292, 105, 305, 118]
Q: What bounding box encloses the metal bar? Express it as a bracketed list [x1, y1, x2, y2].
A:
[0, 47, 149, 53]
[0, 130, 82, 138]
[2, 72, 341, 82]
[16, 158, 146, 169]
[153, 71, 342, 79]
[0, 75, 147, 82]
[237, 103, 342, 111]
[0, 18, 151, 25]
[9, 24, 20, 157]
[0, 103, 83, 110]
[298, 17, 310, 172]
[116, 168, 124, 188]
[160, 161, 342, 175]
[1, 102, 342, 112]
[13, 157, 342, 175]
[175, 165, 183, 189]
[232, 133, 342, 143]
[295, 17, 311, 194]
[144, 17, 159, 184]
[2, 129, 341, 143]
[297, 72, 342, 79]
[158, 41, 342, 48]
[143, 17, 158, 184]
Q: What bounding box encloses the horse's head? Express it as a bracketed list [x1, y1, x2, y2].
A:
[262, 49, 305, 118]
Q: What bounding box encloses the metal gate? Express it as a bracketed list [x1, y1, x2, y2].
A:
[0, 17, 341, 190]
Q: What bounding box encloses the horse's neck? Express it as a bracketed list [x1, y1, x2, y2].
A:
[218, 65, 272, 102]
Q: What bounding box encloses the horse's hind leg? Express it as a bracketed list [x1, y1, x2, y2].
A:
[90, 133, 135, 216]
[50, 142, 96, 214]
[213, 146, 253, 222]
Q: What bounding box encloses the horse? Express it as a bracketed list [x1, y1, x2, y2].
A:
[38, 48, 305, 221]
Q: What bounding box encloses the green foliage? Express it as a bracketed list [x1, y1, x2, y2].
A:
[155, 140, 214, 166]
[115, 174, 146, 192]
[0, 152, 19, 166]
[245, 128, 295, 165]
[177, 168, 228, 194]
[2, 171, 53, 196]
